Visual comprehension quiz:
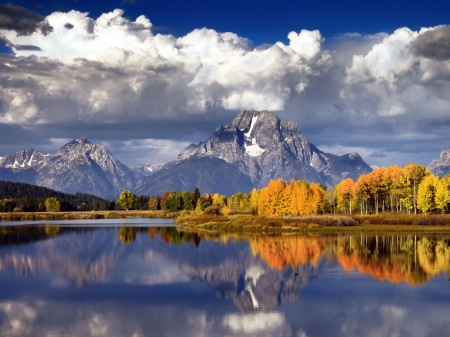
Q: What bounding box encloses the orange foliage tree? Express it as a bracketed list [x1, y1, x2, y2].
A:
[335, 178, 355, 214]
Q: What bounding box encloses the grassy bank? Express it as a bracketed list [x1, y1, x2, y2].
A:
[0, 210, 175, 222]
[175, 213, 450, 232]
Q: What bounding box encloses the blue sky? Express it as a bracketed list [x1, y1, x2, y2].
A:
[7, 0, 450, 45]
[0, 1, 450, 167]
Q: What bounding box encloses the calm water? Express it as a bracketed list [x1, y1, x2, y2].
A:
[0, 220, 449, 337]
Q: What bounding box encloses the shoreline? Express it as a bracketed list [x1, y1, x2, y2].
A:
[175, 213, 450, 233]
[0, 210, 174, 222]
[2, 211, 450, 232]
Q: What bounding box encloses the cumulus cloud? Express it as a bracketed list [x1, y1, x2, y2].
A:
[1, 6, 450, 167]
[0, 8, 330, 127]
[342, 26, 450, 115]
[411, 25, 450, 61]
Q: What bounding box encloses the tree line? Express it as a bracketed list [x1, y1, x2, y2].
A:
[335, 163, 450, 215]
[2, 162, 450, 215]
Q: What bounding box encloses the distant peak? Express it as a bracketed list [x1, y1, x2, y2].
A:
[76, 137, 89, 144]
[63, 137, 91, 148]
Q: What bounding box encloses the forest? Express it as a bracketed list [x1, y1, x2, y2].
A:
[1, 162, 449, 216]
[149, 163, 450, 217]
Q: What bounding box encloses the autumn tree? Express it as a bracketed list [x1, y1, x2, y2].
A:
[45, 197, 61, 212]
[159, 192, 171, 210]
[250, 188, 260, 215]
[417, 174, 438, 213]
[228, 192, 251, 213]
[288, 180, 309, 215]
[258, 179, 287, 216]
[324, 185, 336, 214]
[335, 178, 355, 215]
[365, 168, 386, 214]
[435, 176, 450, 213]
[383, 165, 404, 213]
[403, 164, 429, 214]
[354, 174, 371, 215]
[117, 190, 137, 211]
[308, 183, 325, 214]
[212, 193, 227, 207]
[148, 196, 159, 211]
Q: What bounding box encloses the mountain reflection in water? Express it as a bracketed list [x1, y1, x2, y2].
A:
[0, 224, 449, 337]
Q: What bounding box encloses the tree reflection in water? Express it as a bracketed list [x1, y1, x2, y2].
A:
[1, 225, 449, 287]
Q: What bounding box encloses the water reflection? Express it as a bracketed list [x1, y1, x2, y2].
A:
[0, 224, 449, 336]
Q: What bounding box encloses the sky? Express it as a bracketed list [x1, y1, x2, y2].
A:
[0, 0, 450, 167]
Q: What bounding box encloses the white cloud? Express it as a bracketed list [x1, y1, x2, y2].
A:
[345, 28, 420, 86]
[2, 8, 450, 167]
[342, 25, 450, 120]
[0, 9, 330, 125]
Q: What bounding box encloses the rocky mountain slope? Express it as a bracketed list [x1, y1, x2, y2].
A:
[131, 163, 164, 179]
[429, 149, 450, 176]
[1, 111, 372, 197]
[137, 110, 372, 195]
[0, 137, 137, 199]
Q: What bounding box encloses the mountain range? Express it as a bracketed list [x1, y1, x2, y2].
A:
[136, 110, 372, 196]
[0, 110, 378, 198]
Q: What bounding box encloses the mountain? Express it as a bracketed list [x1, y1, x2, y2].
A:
[0, 137, 137, 199]
[429, 149, 450, 176]
[137, 110, 372, 195]
[1, 111, 372, 197]
[134, 157, 254, 196]
[131, 163, 164, 179]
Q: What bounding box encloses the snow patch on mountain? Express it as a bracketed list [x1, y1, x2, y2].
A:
[242, 114, 266, 157]
[131, 163, 164, 178]
[244, 138, 266, 157]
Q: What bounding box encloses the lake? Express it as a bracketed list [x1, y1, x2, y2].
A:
[0, 219, 449, 336]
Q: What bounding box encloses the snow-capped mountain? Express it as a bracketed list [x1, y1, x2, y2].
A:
[136, 110, 372, 195]
[429, 149, 450, 176]
[0, 137, 137, 199]
[1, 111, 372, 197]
[131, 163, 164, 178]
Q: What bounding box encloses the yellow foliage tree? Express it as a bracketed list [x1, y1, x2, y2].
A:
[250, 188, 260, 215]
[45, 197, 61, 212]
[435, 176, 450, 213]
[335, 178, 355, 215]
[258, 179, 287, 216]
[417, 174, 438, 213]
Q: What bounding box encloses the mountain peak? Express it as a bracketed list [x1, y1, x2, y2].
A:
[143, 109, 373, 194]
[429, 148, 450, 176]
[75, 137, 90, 144]
[62, 137, 91, 148]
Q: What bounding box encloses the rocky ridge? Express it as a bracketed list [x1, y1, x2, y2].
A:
[1, 110, 373, 197]
[0, 137, 138, 199]
[131, 163, 164, 179]
[429, 149, 450, 176]
[137, 110, 372, 195]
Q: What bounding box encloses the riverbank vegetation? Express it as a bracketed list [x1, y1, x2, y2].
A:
[3, 162, 450, 229]
[0, 210, 174, 222]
